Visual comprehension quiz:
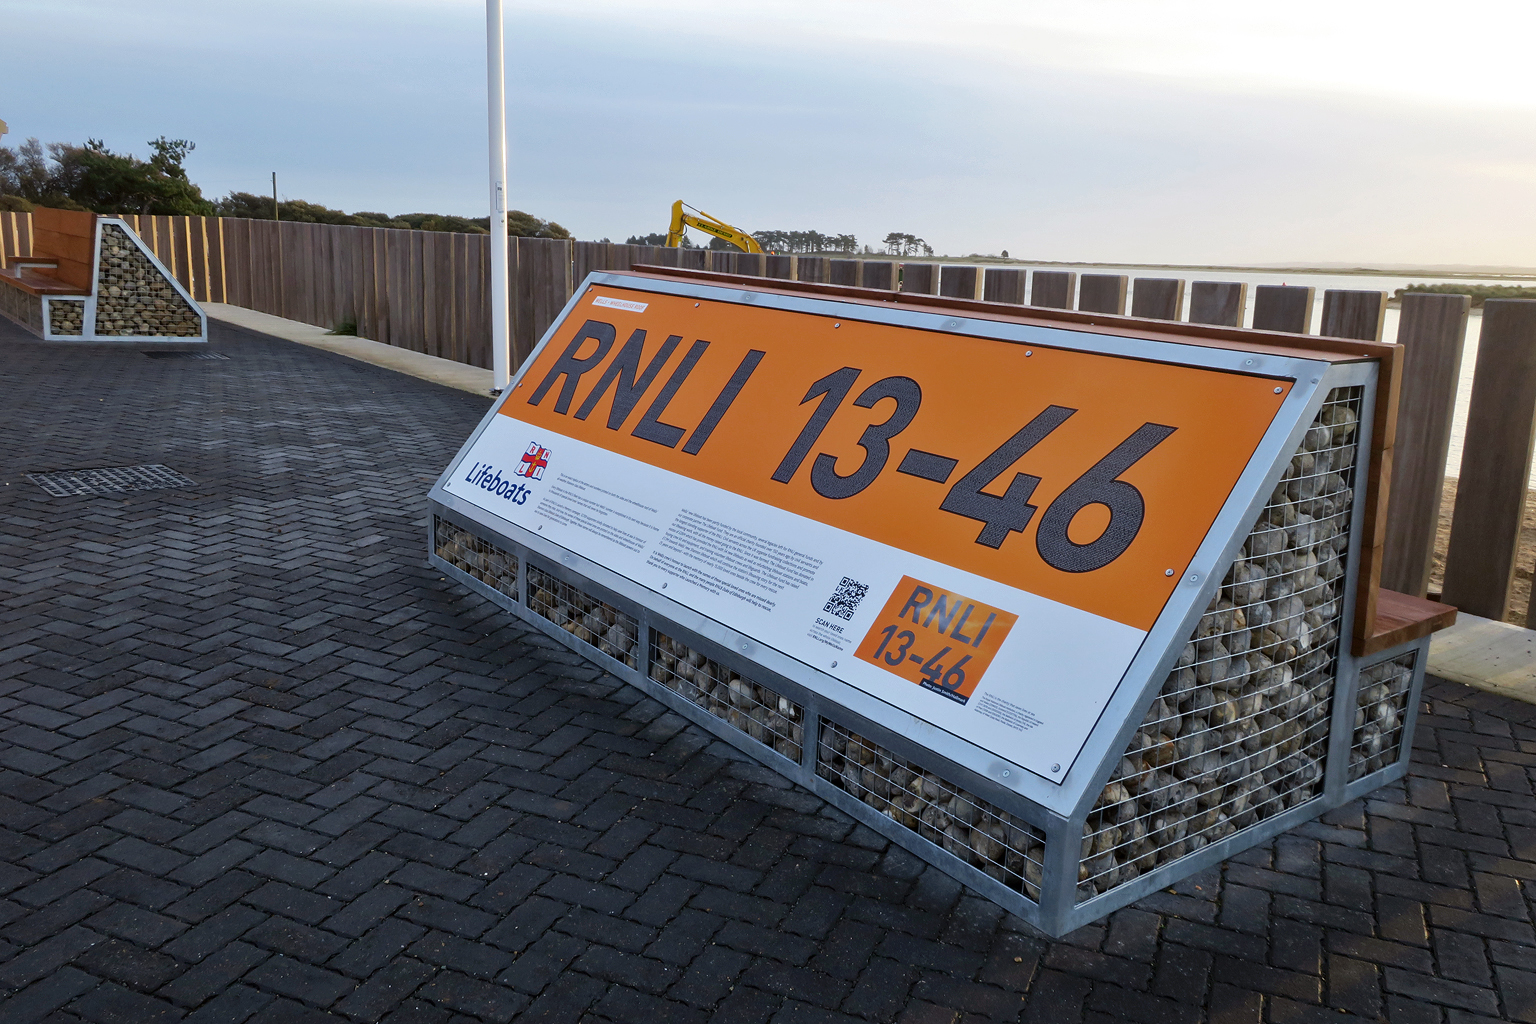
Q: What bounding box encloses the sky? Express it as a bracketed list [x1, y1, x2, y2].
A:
[5, 0, 1536, 266]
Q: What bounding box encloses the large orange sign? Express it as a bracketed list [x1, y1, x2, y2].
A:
[506, 285, 1288, 631]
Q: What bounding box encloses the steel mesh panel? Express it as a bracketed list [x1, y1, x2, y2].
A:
[817, 720, 1047, 901]
[47, 299, 84, 336]
[1349, 651, 1416, 780]
[526, 564, 640, 668]
[649, 632, 804, 761]
[433, 517, 518, 603]
[1077, 386, 1363, 902]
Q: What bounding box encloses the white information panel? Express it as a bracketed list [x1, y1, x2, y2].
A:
[441, 281, 1293, 781]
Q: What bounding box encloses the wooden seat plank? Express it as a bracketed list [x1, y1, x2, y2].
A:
[1361, 588, 1457, 656]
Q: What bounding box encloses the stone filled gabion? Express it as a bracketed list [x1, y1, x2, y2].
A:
[0, 283, 43, 334]
[527, 565, 639, 668]
[817, 721, 1047, 901]
[1348, 652, 1414, 780]
[650, 633, 804, 761]
[434, 517, 518, 602]
[47, 299, 85, 336]
[93, 224, 201, 337]
[1078, 387, 1363, 902]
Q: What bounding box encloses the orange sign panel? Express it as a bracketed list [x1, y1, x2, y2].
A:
[854, 576, 1020, 702]
[507, 285, 1289, 631]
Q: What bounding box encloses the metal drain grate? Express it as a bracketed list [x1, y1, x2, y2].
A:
[143, 350, 227, 360]
[26, 465, 196, 496]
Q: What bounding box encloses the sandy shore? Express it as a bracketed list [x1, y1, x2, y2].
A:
[1430, 477, 1535, 624]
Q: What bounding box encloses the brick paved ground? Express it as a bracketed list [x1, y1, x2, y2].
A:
[2, 316, 1535, 1024]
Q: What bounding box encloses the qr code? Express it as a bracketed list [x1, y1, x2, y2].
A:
[822, 577, 869, 621]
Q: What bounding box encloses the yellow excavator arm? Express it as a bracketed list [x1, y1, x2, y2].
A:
[665, 200, 763, 254]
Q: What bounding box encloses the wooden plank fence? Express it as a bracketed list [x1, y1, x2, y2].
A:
[8, 207, 1536, 622]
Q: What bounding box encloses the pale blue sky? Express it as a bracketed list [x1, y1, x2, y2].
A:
[6, 0, 1535, 266]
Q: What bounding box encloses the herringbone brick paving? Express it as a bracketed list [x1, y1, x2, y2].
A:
[1, 315, 1534, 1024]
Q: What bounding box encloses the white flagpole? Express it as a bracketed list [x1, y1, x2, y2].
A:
[486, 0, 510, 393]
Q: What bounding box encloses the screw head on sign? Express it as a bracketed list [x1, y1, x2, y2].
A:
[831, 661, 838, 668]
[834, 322, 841, 328]
[1273, 387, 1283, 394]
[1188, 573, 1199, 583]
[1025, 350, 1033, 357]
[694, 302, 699, 307]
[1164, 568, 1174, 577]
[1051, 763, 1061, 772]
[1001, 769, 1010, 778]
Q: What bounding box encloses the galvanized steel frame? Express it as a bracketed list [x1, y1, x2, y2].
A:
[425, 272, 1418, 935]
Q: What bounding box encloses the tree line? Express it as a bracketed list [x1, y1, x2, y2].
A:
[627, 227, 934, 257]
[1, 134, 942, 254]
[1395, 282, 1536, 309]
[0, 135, 569, 238]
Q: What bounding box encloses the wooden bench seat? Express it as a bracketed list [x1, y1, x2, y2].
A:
[1360, 588, 1457, 656]
[0, 264, 82, 296]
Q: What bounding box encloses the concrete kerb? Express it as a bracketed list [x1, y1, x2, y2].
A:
[204, 302, 494, 395]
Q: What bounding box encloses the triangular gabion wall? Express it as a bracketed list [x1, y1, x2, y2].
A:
[1077, 387, 1363, 901]
[93, 223, 201, 337]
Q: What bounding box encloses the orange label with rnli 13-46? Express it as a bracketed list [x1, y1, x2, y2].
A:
[507, 285, 1290, 632]
[854, 577, 1020, 703]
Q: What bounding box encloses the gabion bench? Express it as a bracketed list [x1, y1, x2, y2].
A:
[428, 268, 1453, 935]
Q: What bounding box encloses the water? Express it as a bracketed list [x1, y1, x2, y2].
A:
[997, 262, 1524, 486]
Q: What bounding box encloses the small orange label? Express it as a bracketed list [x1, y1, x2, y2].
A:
[854, 576, 1020, 703]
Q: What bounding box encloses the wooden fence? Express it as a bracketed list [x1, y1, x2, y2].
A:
[5, 211, 1536, 626]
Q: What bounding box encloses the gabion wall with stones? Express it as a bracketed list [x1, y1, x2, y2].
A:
[817, 720, 1048, 901]
[93, 223, 201, 337]
[526, 564, 640, 668]
[1349, 650, 1416, 780]
[650, 631, 804, 760]
[1077, 386, 1362, 902]
[432, 516, 518, 602]
[0, 282, 43, 334]
[46, 298, 84, 336]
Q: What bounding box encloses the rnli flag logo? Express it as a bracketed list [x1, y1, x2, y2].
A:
[516, 442, 550, 480]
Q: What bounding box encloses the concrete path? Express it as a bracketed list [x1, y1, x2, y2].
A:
[1431, 611, 1536, 704]
[3, 314, 1536, 1023]
[203, 302, 495, 396]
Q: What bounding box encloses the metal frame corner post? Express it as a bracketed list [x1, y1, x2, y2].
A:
[487, 0, 511, 392]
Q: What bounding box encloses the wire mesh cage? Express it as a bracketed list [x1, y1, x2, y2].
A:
[649, 631, 804, 761]
[1349, 651, 1416, 780]
[1077, 387, 1362, 902]
[817, 719, 1048, 901]
[526, 563, 641, 668]
[434, 516, 519, 602]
